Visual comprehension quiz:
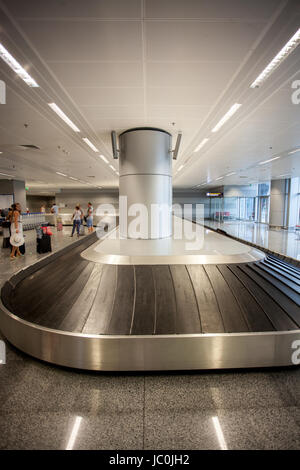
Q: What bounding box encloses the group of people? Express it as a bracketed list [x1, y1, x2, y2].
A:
[1, 203, 24, 260]
[71, 202, 94, 237]
[0, 201, 94, 259]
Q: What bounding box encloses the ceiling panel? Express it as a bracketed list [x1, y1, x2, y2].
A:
[3, 0, 142, 19]
[147, 61, 240, 87]
[145, 0, 283, 20]
[66, 87, 144, 107]
[146, 21, 267, 61]
[49, 62, 144, 87]
[18, 20, 142, 61]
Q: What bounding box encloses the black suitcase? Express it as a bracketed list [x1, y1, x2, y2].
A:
[3, 237, 11, 249]
[37, 234, 52, 254]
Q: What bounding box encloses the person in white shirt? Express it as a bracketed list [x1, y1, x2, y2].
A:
[71, 205, 82, 237]
[51, 204, 59, 215]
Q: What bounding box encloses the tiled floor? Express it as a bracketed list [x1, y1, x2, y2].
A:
[0, 228, 299, 449]
[204, 220, 300, 261]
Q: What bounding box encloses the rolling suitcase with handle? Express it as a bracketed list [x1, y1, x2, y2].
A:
[37, 234, 52, 254]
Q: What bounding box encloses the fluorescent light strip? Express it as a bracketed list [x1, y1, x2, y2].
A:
[259, 156, 280, 165]
[66, 416, 82, 450]
[109, 165, 116, 171]
[82, 138, 99, 152]
[48, 103, 80, 133]
[215, 176, 223, 181]
[211, 103, 242, 133]
[0, 43, 39, 87]
[177, 164, 184, 172]
[288, 148, 300, 155]
[56, 171, 67, 177]
[212, 417, 228, 450]
[69, 176, 78, 181]
[116, 172, 119, 176]
[250, 28, 300, 88]
[194, 138, 209, 153]
[225, 172, 236, 177]
[99, 154, 109, 163]
[0, 172, 14, 177]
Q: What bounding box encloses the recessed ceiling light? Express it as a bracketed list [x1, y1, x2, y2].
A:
[194, 138, 209, 153]
[48, 103, 80, 133]
[250, 28, 300, 88]
[211, 103, 242, 133]
[56, 171, 67, 177]
[288, 148, 300, 155]
[99, 154, 108, 163]
[0, 43, 39, 87]
[259, 156, 280, 165]
[82, 138, 99, 152]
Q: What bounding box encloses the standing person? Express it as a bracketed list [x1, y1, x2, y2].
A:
[70, 205, 82, 237]
[51, 202, 59, 227]
[40, 204, 46, 213]
[86, 202, 94, 233]
[10, 203, 24, 260]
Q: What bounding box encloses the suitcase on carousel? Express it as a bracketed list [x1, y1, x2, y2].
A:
[37, 234, 52, 254]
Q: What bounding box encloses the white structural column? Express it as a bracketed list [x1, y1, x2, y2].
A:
[269, 179, 288, 228]
[119, 127, 172, 239]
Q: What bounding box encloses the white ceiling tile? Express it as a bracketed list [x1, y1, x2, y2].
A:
[80, 105, 145, 120]
[146, 21, 266, 61]
[147, 86, 225, 106]
[147, 61, 240, 87]
[18, 20, 142, 61]
[145, 0, 282, 20]
[48, 62, 144, 87]
[67, 87, 144, 106]
[3, 0, 141, 19]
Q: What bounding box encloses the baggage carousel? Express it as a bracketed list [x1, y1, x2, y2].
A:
[0, 223, 299, 371]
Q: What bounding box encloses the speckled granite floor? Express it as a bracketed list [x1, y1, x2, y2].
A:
[0, 229, 299, 449]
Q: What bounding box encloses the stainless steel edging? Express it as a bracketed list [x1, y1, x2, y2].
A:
[0, 299, 299, 371]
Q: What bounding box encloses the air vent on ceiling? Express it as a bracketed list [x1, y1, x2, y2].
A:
[239, 176, 248, 178]
[87, 175, 95, 178]
[18, 144, 40, 150]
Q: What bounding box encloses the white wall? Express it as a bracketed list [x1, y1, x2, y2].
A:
[55, 190, 119, 214]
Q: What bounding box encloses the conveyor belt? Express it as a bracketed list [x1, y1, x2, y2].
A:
[1, 244, 299, 335]
[0, 233, 300, 371]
